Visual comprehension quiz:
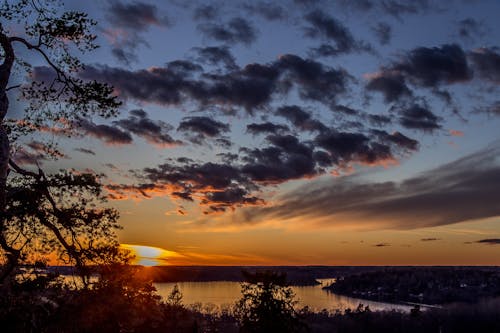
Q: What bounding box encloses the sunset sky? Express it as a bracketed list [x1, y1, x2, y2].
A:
[10, 0, 500, 265]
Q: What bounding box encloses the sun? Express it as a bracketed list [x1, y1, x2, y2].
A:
[120, 244, 182, 266]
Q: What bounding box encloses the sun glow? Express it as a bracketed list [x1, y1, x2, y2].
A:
[120, 244, 182, 266]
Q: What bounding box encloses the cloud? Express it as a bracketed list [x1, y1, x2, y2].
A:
[193, 4, 219, 21]
[380, 0, 432, 19]
[449, 129, 464, 137]
[242, 2, 286, 21]
[394, 44, 472, 87]
[78, 119, 133, 145]
[366, 44, 472, 103]
[137, 161, 262, 214]
[366, 71, 412, 103]
[420, 238, 441, 241]
[304, 10, 371, 56]
[177, 116, 230, 145]
[106, 0, 170, 31]
[395, 103, 442, 131]
[246, 122, 290, 136]
[75, 148, 96, 155]
[314, 130, 401, 167]
[276, 105, 327, 132]
[469, 47, 500, 84]
[240, 144, 500, 230]
[193, 46, 238, 70]
[13, 149, 48, 166]
[457, 18, 485, 41]
[366, 114, 392, 127]
[372, 22, 392, 45]
[117, 123, 419, 214]
[373, 243, 390, 247]
[198, 17, 257, 45]
[79, 54, 351, 112]
[114, 109, 182, 147]
[105, 1, 171, 64]
[476, 239, 500, 245]
[240, 134, 318, 184]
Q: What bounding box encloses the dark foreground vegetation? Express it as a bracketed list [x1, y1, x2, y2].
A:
[2, 267, 500, 332]
[326, 267, 500, 304]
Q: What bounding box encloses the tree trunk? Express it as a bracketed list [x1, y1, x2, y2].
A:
[0, 30, 15, 282]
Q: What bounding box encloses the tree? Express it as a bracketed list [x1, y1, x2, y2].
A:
[0, 0, 121, 283]
[235, 270, 308, 333]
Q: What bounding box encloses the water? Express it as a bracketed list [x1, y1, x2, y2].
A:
[154, 280, 412, 313]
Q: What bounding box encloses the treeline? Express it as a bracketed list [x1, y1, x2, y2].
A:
[326, 267, 500, 304]
[125, 265, 385, 285]
[2, 267, 500, 332]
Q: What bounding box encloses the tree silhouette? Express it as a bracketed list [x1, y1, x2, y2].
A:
[0, 0, 121, 282]
[235, 270, 308, 333]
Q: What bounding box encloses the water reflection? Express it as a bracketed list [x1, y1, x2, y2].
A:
[154, 281, 412, 313]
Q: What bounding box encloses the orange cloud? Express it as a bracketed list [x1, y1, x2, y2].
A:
[449, 129, 464, 137]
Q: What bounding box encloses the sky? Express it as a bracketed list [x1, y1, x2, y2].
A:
[8, 0, 500, 265]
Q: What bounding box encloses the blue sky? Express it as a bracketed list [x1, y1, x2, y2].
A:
[9, 0, 500, 265]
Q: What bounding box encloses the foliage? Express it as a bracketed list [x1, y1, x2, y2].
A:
[327, 267, 500, 304]
[0, 0, 121, 282]
[234, 270, 307, 333]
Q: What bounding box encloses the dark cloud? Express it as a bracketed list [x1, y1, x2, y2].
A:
[241, 144, 500, 229]
[13, 149, 47, 166]
[105, 1, 171, 64]
[475, 101, 500, 116]
[242, 2, 286, 21]
[193, 4, 219, 21]
[193, 46, 238, 70]
[13, 141, 69, 165]
[276, 54, 351, 104]
[371, 129, 419, 151]
[469, 47, 500, 84]
[314, 131, 396, 166]
[366, 72, 412, 103]
[457, 18, 485, 40]
[476, 239, 500, 245]
[75, 148, 96, 155]
[241, 134, 318, 184]
[198, 17, 257, 45]
[366, 114, 392, 127]
[304, 10, 371, 56]
[276, 105, 327, 132]
[78, 119, 133, 145]
[366, 44, 471, 102]
[335, 0, 374, 12]
[246, 122, 290, 136]
[373, 243, 390, 247]
[110, 48, 138, 66]
[396, 104, 442, 131]
[333, 105, 359, 116]
[394, 44, 472, 87]
[116, 125, 420, 213]
[421, 238, 441, 241]
[177, 116, 230, 145]
[140, 161, 261, 214]
[380, 0, 432, 19]
[79, 54, 350, 112]
[114, 109, 181, 147]
[106, 0, 170, 31]
[372, 22, 392, 45]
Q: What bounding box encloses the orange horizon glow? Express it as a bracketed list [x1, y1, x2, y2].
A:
[120, 244, 184, 266]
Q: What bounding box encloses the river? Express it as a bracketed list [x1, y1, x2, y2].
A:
[154, 279, 412, 313]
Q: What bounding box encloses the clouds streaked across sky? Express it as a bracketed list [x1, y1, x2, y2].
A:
[12, 0, 500, 265]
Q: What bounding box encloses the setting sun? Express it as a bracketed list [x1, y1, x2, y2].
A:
[121, 244, 182, 266]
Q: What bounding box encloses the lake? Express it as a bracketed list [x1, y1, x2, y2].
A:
[154, 279, 412, 313]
